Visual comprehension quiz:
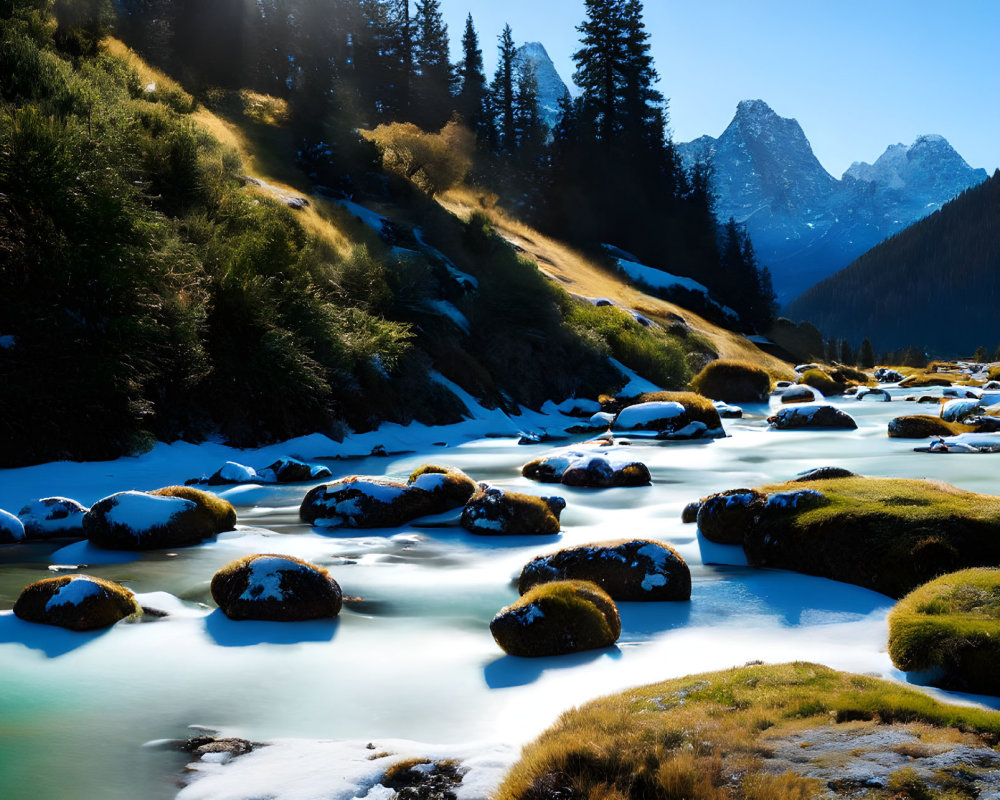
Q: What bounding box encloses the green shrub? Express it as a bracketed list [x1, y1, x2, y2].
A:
[689, 359, 771, 402]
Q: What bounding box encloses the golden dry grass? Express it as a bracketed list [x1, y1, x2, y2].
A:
[102, 38, 356, 258]
[439, 187, 795, 380]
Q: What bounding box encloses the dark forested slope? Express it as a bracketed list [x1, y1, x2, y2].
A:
[785, 171, 1000, 357]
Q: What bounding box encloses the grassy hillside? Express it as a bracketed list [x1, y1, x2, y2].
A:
[0, 7, 790, 467]
[786, 170, 1000, 357]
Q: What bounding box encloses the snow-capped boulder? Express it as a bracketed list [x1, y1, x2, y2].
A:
[206, 461, 260, 485]
[983, 381, 1000, 390]
[211, 554, 342, 621]
[84, 491, 217, 550]
[943, 388, 980, 399]
[13, 575, 141, 630]
[0, 509, 26, 544]
[300, 467, 475, 528]
[588, 411, 616, 428]
[461, 485, 564, 536]
[855, 387, 891, 402]
[914, 434, 1000, 454]
[555, 397, 602, 416]
[258, 457, 333, 484]
[518, 539, 690, 601]
[794, 364, 820, 374]
[522, 451, 650, 488]
[778, 385, 820, 404]
[612, 398, 724, 439]
[300, 477, 428, 528]
[768, 404, 858, 430]
[489, 580, 620, 657]
[695, 488, 767, 545]
[941, 398, 982, 422]
[713, 401, 743, 418]
[17, 497, 88, 540]
[406, 465, 478, 513]
[875, 368, 905, 383]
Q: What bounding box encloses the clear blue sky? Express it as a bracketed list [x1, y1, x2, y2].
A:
[441, 0, 1000, 178]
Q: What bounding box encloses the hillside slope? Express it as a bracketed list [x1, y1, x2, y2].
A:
[439, 190, 794, 377]
[785, 170, 1000, 356]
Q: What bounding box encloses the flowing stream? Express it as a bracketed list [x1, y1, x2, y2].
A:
[2, 389, 998, 799]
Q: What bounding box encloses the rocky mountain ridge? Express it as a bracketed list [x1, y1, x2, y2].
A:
[515, 41, 569, 131]
[678, 100, 988, 303]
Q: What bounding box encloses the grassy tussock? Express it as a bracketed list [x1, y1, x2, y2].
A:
[798, 368, 842, 395]
[690, 359, 772, 403]
[494, 662, 1000, 800]
[900, 374, 958, 388]
[889, 568, 1000, 693]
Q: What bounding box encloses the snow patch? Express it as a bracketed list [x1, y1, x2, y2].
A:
[104, 491, 196, 535]
[45, 576, 104, 611]
[239, 557, 308, 602]
[614, 401, 686, 429]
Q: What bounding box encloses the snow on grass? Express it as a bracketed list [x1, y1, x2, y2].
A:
[413, 227, 479, 290]
[45, 576, 104, 611]
[614, 258, 738, 318]
[426, 299, 471, 334]
[409, 472, 451, 492]
[555, 398, 601, 415]
[336, 199, 390, 235]
[104, 491, 195, 535]
[608, 358, 661, 396]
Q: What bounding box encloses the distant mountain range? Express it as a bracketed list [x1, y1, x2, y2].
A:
[678, 100, 988, 303]
[785, 169, 1000, 357]
[515, 41, 569, 132]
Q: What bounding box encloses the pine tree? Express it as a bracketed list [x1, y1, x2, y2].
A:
[412, 0, 452, 129]
[491, 24, 517, 154]
[619, 0, 663, 149]
[858, 338, 875, 368]
[456, 14, 489, 139]
[838, 339, 854, 365]
[973, 345, 989, 362]
[514, 56, 546, 160]
[573, 0, 626, 145]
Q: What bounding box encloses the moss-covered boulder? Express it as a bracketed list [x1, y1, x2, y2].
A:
[492, 662, 1000, 800]
[611, 393, 724, 439]
[150, 486, 237, 533]
[518, 539, 690, 601]
[739, 476, 1000, 597]
[211, 554, 342, 621]
[888, 414, 966, 438]
[791, 466, 857, 482]
[900, 374, 954, 388]
[13, 575, 141, 631]
[695, 488, 768, 544]
[17, 497, 88, 540]
[461, 485, 564, 536]
[768, 404, 858, 430]
[406, 465, 478, 512]
[0, 509, 26, 543]
[889, 568, 1000, 693]
[689, 359, 772, 403]
[84, 491, 217, 550]
[798, 368, 845, 396]
[522, 451, 651, 488]
[490, 580, 620, 657]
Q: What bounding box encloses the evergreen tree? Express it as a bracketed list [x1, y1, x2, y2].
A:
[973, 345, 989, 362]
[572, 0, 625, 145]
[491, 24, 516, 153]
[456, 14, 488, 136]
[619, 0, 664, 149]
[412, 0, 452, 129]
[858, 338, 875, 368]
[513, 56, 546, 160]
[839, 339, 854, 365]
